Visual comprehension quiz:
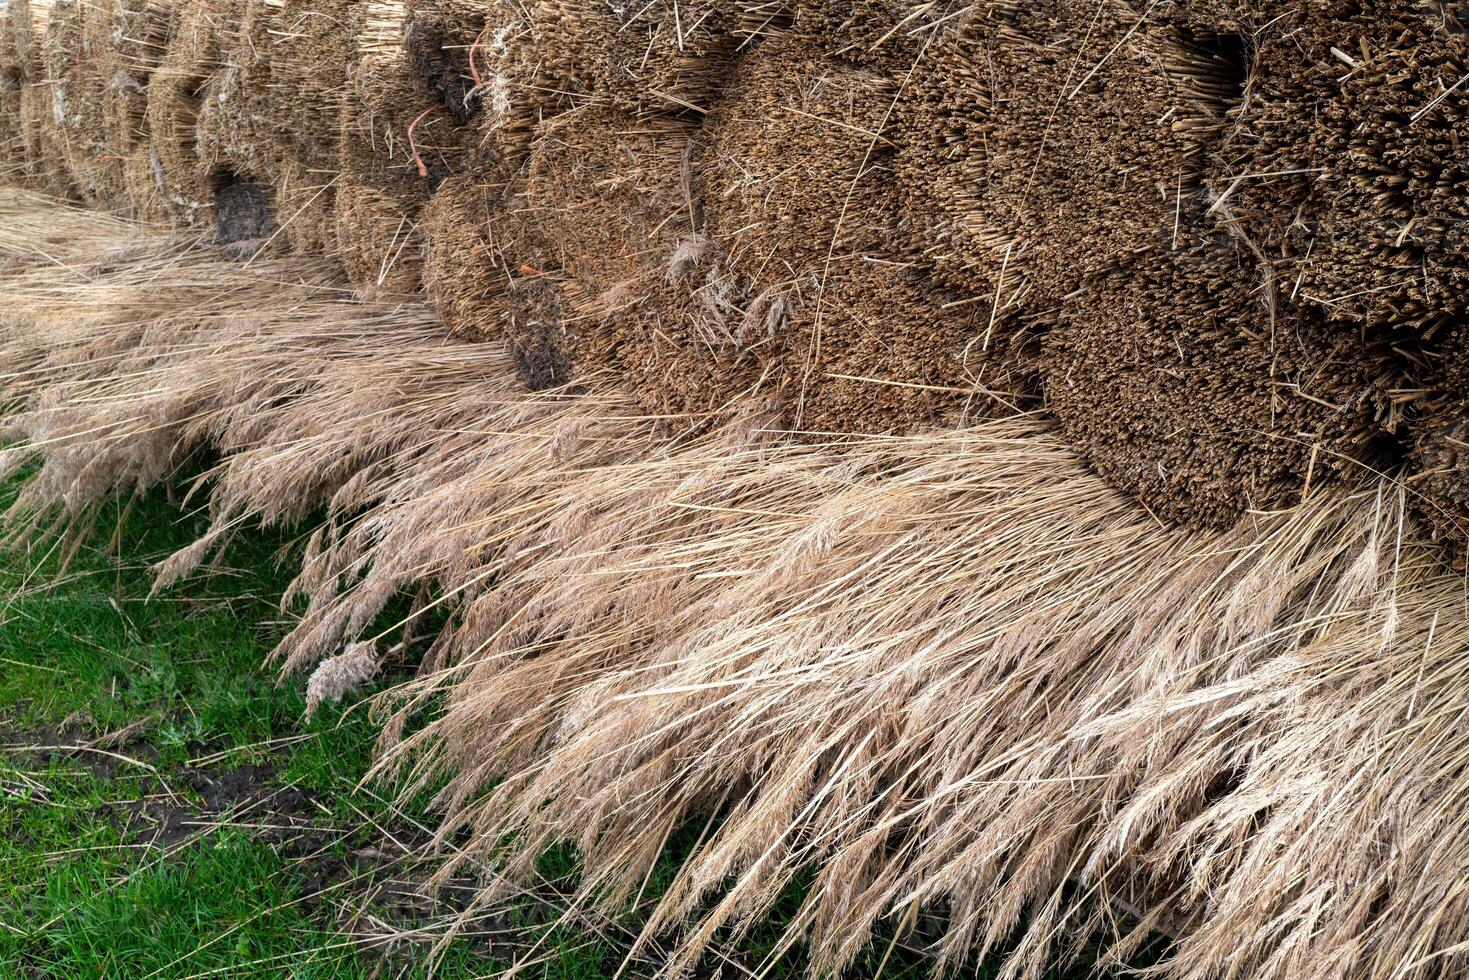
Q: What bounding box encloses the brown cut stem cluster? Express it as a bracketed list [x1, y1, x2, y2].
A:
[5, 1, 1468, 547]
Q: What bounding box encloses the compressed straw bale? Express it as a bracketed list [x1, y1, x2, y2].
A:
[476, 31, 1022, 420]
[44, 0, 173, 211]
[404, 0, 488, 122]
[471, 1, 790, 167]
[1160, 0, 1469, 531]
[218, 0, 359, 257]
[526, 0, 758, 117]
[196, 0, 307, 250]
[195, 0, 270, 180]
[272, 154, 340, 257]
[420, 173, 517, 342]
[791, 0, 969, 68]
[889, 0, 1420, 524]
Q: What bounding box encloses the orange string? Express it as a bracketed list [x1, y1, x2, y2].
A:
[468, 23, 493, 91]
[407, 105, 439, 178]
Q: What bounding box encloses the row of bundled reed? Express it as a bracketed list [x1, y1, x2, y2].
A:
[3, 191, 1469, 980]
[0, 0, 1466, 542]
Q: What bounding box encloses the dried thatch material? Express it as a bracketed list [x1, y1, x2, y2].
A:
[145, 0, 221, 225]
[468, 0, 552, 165]
[469, 1, 788, 165]
[404, 0, 541, 342]
[419, 171, 519, 344]
[3, 191, 1469, 980]
[336, 0, 477, 298]
[896, 0, 1243, 320]
[511, 105, 696, 391]
[792, 0, 965, 67]
[10, 0, 76, 196]
[251, 0, 356, 255]
[648, 34, 1016, 429]
[0, 3, 23, 187]
[336, 0, 431, 298]
[40, 0, 123, 204]
[1185, 0, 1469, 339]
[471, 30, 1021, 425]
[525, 0, 756, 117]
[1406, 321, 1469, 558]
[1042, 242, 1397, 527]
[8, 0, 175, 212]
[97, 0, 175, 222]
[194, 0, 268, 176]
[404, 0, 486, 121]
[7, 0, 51, 84]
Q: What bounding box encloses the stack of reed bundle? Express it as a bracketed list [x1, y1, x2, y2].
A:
[266, 10, 343, 252]
[889, 0, 1424, 525]
[1041, 240, 1398, 527]
[628, 33, 1012, 429]
[40, 0, 123, 204]
[894, 0, 1237, 317]
[3, 0, 1467, 548]
[1182, 0, 1468, 338]
[508, 105, 696, 391]
[407, 0, 519, 346]
[192, 0, 261, 175]
[97, 0, 175, 222]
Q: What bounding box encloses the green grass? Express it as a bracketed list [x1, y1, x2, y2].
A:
[0, 486, 492, 979]
[0, 480, 1153, 979]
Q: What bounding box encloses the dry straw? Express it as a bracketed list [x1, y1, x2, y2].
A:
[4, 0, 1469, 975]
[2, 190, 1468, 980]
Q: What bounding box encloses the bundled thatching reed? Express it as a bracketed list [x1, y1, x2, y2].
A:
[4, 190, 1469, 980]
[7, 0, 1456, 520]
[894, 0, 1228, 310]
[4, 0, 1469, 973]
[40, 0, 121, 204]
[337, 0, 493, 297]
[9, 0, 76, 196]
[0, 6, 22, 186]
[1041, 243, 1396, 527]
[1187, 0, 1469, 338]
[95, 0, 175, 221]
[145, 0, 219, 225]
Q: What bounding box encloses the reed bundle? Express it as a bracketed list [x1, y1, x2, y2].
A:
[145, 1, 220, 225]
